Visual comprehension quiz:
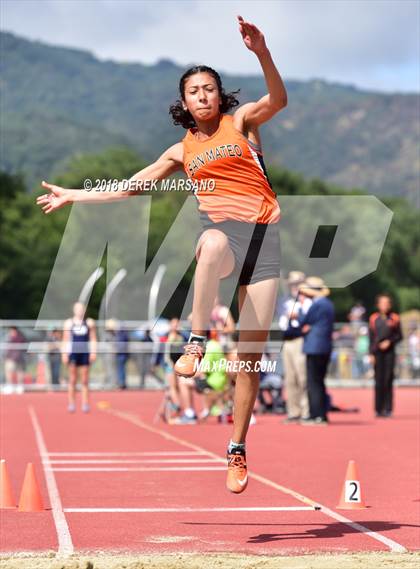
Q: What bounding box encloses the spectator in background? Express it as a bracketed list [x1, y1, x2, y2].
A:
[279, 271, 311, 423]
[47, 328, 62, 387]
[210, 296, 236, 350]
[369, 294, 403, 418]
[336, 324, 354, 380]
[258, 351, 285, 414]
[187, 296, 235, 352]
[163, 318, 185, 419]
[150, 319, 172, 385]
[354, 325, 370, 379]
[296, 277, 335, 426]
[132, 327, 154, 388]
[4, 326, 26, 393]
[348, 301, 366, 330]
[408, 327, 420, 380]
[103, 319, 117, 386]
[113, 320, 130, 390]
[196, 329, 229, 421]
[62, 301, 97, 413]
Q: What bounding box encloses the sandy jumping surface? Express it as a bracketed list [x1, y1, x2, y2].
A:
[1, 552, 420, 569]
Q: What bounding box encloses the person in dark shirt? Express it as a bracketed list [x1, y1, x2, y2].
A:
[47, 328, 62, 387]
[5, 327, 26, 391]
[369, 294, 403, 417]
[288, 277, 335, 425]
[115, 323, 130, 390]
[62, 302, 97, 413]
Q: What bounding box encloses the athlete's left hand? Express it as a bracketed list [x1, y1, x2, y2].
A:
[89, 353, 97, 364]
[237, 15, 267, 56]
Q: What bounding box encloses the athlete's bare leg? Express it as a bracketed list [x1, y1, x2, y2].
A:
[166, 370, 181, 408]
[179, 377, 195, 410]
[191, 229, 235, 336]
[232, 277, 279, 443]
[68, 363, 77, 406]
[80, 365, 90, 407]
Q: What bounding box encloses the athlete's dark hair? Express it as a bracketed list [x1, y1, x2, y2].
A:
[169, 65, 240, 129]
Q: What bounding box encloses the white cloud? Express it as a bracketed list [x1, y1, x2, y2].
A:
[1, 0, 419, 92]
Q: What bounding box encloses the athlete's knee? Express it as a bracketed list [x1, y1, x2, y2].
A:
[199, 232, 229, 262]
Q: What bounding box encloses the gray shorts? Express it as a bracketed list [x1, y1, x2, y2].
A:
[197, 218, 281, 286]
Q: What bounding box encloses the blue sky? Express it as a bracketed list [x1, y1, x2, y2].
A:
[1, 0, 419, 93]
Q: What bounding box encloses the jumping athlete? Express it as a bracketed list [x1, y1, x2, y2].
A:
[36, 15, 287, 492]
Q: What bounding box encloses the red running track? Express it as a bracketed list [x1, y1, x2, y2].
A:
[0, 388, 419, 556]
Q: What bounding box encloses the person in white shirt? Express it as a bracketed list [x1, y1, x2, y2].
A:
[278, 271, 311, 423]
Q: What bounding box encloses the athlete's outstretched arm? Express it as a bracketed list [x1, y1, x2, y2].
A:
[234, 15, 287, 127]
[36, 143, 184, 214]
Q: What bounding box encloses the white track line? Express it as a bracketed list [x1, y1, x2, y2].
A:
[44, 452, 204, 457]
[29, 407, 74, 557]
[64, 507, 316, 513]
[48, 459, 219, 464]
[107, 408, 407, 554]
[48, 466, 226, 472]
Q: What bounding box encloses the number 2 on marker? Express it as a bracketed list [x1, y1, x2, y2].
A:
[345, 480, 361, 502]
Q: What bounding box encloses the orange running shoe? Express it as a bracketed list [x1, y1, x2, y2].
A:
[174, 341, 205, 378]
[226, 448, 248, 493]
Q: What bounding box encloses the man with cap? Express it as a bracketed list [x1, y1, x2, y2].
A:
[278, 271, 311, 423]
[295, 277, 334, 425]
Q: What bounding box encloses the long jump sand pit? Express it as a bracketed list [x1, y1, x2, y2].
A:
[1, 552, 420, 569]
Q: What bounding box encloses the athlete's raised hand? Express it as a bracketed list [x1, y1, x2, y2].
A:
[36, 181, 70, 214]
[237, 15, 267, 56]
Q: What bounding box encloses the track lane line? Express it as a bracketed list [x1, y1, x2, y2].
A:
[106, 408, 407, 554]
[48, 458, 220, 464]
[44, 451, 205, 456]
[64, 507, 316, 513]
[47, 466, 226, 472]
[29, 406, 74, 558]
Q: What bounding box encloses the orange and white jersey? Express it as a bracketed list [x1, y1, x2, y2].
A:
[182, 113, 281, 224]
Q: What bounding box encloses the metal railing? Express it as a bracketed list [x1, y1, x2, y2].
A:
[1, 320, 419, 389]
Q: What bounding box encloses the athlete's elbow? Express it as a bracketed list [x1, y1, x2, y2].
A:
[272, 94, 287, 111]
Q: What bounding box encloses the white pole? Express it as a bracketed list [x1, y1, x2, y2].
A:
[148, 265, 167, 324]
[99, 268, 128, 320]
[78, 268, 104, 305]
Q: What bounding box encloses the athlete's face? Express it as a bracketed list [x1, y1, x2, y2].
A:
[182, 73, 222, 122]
[73, 302, 86, 319]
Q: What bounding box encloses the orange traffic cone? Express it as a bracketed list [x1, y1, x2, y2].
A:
[18, 463, 45, 512]
[0, 459, 16, 509]
[337, 459, 367, 509]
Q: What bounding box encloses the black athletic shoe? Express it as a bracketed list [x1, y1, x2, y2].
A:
[283, 416, 301, 424]
[301, 417, 328, 426]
